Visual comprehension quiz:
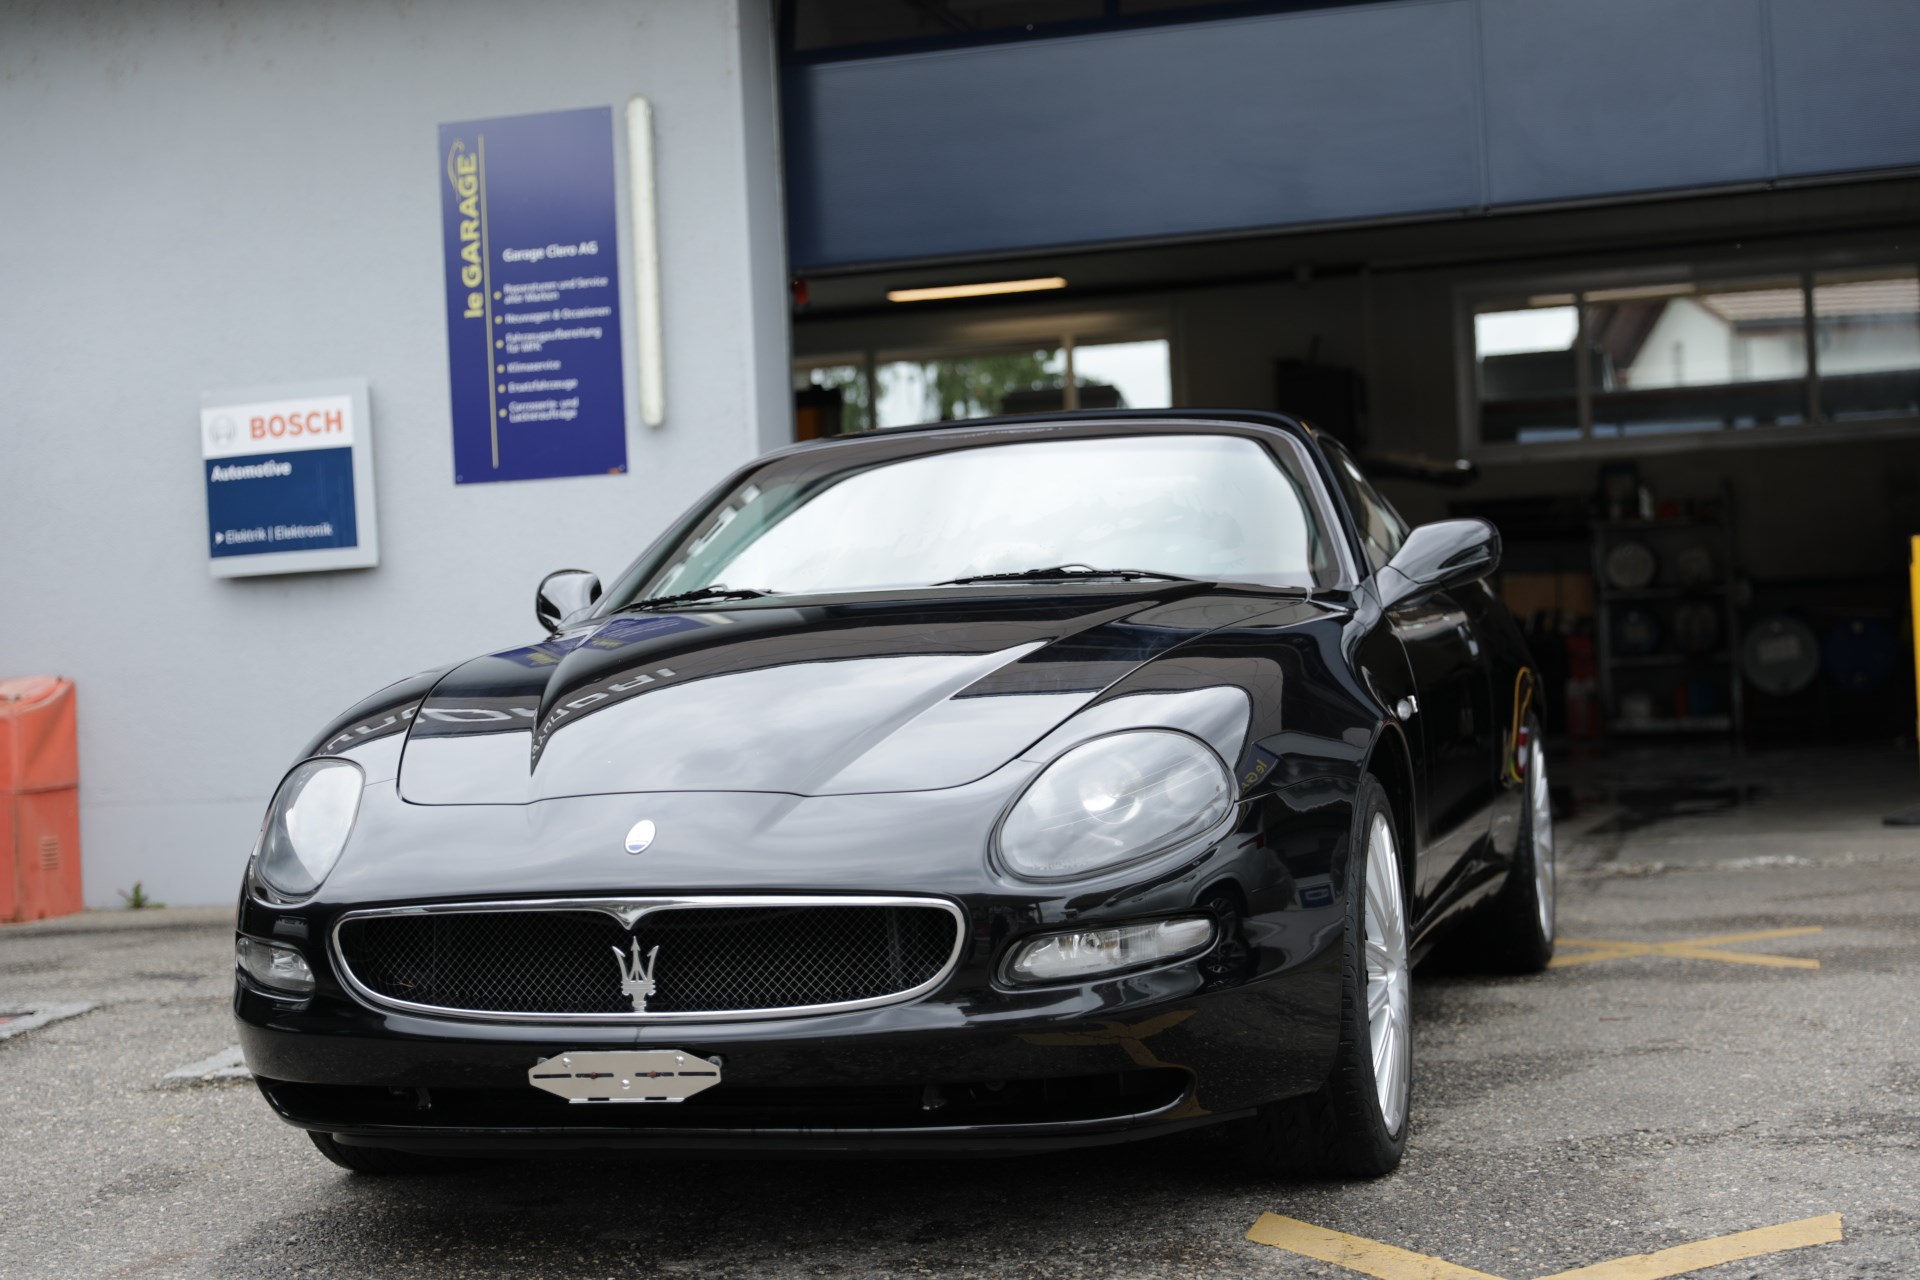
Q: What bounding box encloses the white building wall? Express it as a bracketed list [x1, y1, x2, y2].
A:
[1622, 300, 1805, 388]
[0, 0, 789, 906]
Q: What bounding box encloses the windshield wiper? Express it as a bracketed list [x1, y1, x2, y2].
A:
[613, 585, 773, 613]
[935, 565, 1199, 586]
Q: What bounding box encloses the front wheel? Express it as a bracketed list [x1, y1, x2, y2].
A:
[1234, 774, 1410, 1177]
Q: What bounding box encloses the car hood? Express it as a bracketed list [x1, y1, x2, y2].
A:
[394, 589, 1284, 804]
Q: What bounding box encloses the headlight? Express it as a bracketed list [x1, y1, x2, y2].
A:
[996, 730, 1233, 881]
[252, 758, 363, 900]
[1004, 916, 1215, 985]
[235, 935, 315, 995]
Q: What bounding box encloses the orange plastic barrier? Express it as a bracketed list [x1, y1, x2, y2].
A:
[1, 677, 82, 922]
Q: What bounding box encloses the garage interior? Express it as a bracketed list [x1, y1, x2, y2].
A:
[781, 0, 1920, 791]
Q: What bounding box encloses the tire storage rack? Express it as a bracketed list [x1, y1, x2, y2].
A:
[1591, 509, 1744, 740]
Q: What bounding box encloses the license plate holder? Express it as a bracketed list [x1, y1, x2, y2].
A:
[528, 1049, 721, 1104]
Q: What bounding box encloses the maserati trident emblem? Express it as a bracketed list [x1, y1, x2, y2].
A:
[623, 819, 657, 854]
[613, 939, 660, 1013]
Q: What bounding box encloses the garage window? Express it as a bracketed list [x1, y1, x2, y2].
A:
[794, 334, 1172, 434]
[1466, 263, 1919, 451]
[794, 360, 871, 437]
[1814, 268, 1920, 422]
[875, 338, 1170, 427]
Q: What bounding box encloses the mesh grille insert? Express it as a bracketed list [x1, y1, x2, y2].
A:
[335, 903, 959, 1017]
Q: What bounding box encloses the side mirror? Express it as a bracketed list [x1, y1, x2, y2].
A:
[1376, 518, 1500, 610]
[535, 569, 602, 632]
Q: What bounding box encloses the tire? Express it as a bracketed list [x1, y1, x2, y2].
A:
[307, 1131, 459, 1175]
[1234, 773, 1411, 1178]
[1482, 717, 1556, 974]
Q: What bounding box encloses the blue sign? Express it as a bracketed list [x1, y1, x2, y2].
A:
[200, 381, 379, 579]
[439, 107, 629, 485]
[206, 448, 355, 557]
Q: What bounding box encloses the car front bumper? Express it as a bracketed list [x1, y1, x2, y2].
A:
[238, 956, 1335, 1154]
[235, 778, 1355, 1155]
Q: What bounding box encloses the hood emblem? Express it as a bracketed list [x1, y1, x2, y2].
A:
[612, 940, 660, 1013]
[623, 819, 657, 854]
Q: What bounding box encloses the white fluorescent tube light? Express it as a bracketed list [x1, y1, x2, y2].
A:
[886, 276, 1068, 303]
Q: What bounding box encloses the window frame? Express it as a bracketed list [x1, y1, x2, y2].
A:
[1456, 252, 1920, 462]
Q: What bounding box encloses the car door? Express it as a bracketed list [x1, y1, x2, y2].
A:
[1389, 581, 1498, 906]
[1322, 441, 1496, 909]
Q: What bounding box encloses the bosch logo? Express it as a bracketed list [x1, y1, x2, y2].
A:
[249, 408, 345, 440]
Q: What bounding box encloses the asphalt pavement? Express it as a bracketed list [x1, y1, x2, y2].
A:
[1, 745, 1915, 1279]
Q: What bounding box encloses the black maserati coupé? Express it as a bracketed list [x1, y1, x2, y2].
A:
[234, 410, 1554, 1177]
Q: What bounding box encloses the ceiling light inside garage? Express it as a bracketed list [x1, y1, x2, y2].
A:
[886, 276, 1068, 303]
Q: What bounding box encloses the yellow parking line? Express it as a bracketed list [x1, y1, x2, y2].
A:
[1663, 926, 1824, 948]
[1244, 1215, 1504, 1280]
[1532, 1213, 1843, 1280]
[1656, 945, 1820, 970]
[1247, 1213, 1844, 1280]
[1551, 927, 1822, 970]
[1550, 942, 1650, 968]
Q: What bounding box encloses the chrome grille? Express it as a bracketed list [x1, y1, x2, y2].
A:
[332, 898, 964, 1021]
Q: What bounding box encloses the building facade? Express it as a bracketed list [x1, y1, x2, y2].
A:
[0, 0, 788, 906]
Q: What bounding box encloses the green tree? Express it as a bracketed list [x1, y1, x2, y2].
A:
[903, 349, 1061, 422]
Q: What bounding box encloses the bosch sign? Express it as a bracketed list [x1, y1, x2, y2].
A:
[199, 378, 379, 578]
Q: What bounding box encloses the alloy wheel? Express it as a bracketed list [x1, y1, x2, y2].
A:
[1529, 738, 1556, 941]
[1363, 811, 1410, 1133]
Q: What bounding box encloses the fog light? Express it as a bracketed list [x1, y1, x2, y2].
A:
[236, 935, 314, 996]
[1005, 916, 1215, 984]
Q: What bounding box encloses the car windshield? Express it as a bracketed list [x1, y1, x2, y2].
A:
[614, 433, 1334, 603]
